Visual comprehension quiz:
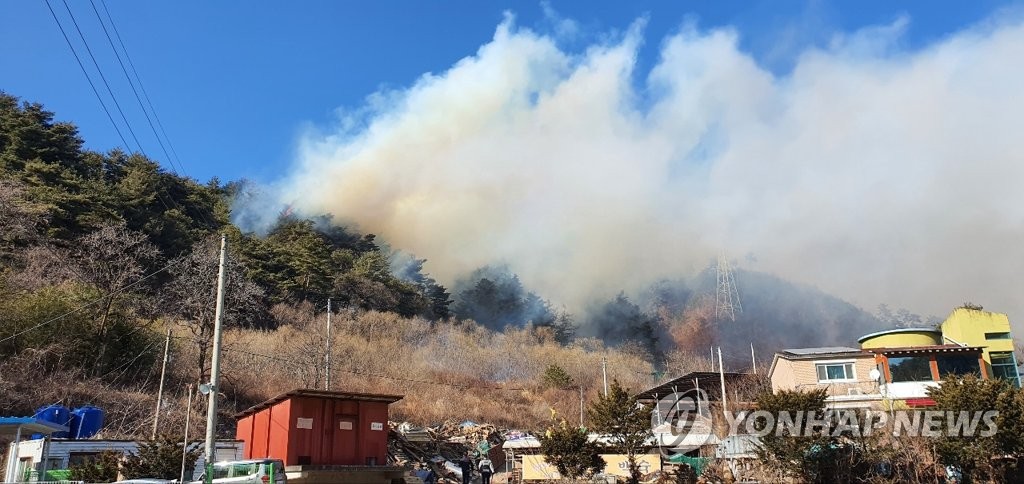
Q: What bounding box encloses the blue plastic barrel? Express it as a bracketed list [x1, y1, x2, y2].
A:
[32, 404, 71, 438]
[70, 406, 105, 439]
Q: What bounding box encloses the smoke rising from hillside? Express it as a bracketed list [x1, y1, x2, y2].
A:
[239, 13, 1024, 325]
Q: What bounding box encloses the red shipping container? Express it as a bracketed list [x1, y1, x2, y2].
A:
[235, 389, 403, 467]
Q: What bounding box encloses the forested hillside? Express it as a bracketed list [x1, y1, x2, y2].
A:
[0, 92, 890, 437]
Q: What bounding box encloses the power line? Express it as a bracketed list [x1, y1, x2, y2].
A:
[44, 0, 131, 151]
[49, 0, 217, 229]
[59, 0, 147, 156]
[86, 0, 179, 175]
[98, 0, 186, 173]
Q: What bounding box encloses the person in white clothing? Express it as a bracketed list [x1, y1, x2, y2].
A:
[477, 457, 495, 484]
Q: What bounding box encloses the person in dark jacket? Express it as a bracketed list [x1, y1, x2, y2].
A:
[458, 454, 474, 484]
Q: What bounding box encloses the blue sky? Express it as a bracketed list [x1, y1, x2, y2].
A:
[0, 0, 1017, 184]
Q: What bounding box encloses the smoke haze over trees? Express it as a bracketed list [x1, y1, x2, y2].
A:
[234, 11, 1024, 333]
[0, 66, 1004, 436]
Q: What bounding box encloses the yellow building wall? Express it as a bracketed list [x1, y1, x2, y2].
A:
[859, 331, 941, 350]
[940, 308, 1015, 366]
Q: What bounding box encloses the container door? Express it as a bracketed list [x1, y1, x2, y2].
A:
[333, 416, 358, 464]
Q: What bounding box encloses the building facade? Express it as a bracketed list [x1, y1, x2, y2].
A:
[768, 306, 1020, 408]
[768, 347, 882, 408]
[939, 307, 1020, 386]
[4, 438, 243, 482]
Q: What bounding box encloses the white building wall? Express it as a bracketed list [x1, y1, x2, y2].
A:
[5, 439, 244, 482]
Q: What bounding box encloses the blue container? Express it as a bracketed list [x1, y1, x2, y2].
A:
[33, 404, 71, 438]
[69, 406, 105, 439]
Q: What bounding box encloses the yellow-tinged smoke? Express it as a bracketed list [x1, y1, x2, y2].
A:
[239, 13, 1024, 325]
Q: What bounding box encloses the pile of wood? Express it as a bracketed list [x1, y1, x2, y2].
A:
[431, 420, 501, 444]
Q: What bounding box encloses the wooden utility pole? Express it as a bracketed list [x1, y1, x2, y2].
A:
[180, 385, 194, 483]
[718, 347, 728, 415]
[602, 357, 608, 397]
[204, 235, 228, 477]
[750, 342, 757, 374]
[325, 298, 332, 390]
[152, 327, 172, 439]
[579, 386, 584, 426]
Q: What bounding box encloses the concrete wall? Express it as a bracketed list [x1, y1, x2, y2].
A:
[941, 308, 1016, 366]
[6, 438, 243, 482]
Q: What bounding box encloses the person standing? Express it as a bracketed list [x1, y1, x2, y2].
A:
[458, 454, 474, 484]
[477, 456, 495, 484]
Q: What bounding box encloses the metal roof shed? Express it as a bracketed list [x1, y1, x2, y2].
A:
[1, 416, 69, 483]
[235, 389, 403, 468]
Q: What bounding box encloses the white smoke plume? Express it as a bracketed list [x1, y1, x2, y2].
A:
[239, 11, 1024, 326]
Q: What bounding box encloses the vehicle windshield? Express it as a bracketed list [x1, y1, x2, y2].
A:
[211, 462, 264, 478]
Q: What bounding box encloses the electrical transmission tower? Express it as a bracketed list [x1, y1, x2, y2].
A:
[715, 255, 742, 321]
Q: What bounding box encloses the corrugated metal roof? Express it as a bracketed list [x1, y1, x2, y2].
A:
[635, 371, 750, 402]
[235, 388, 403, 419]
[782, 346, 863, 356]
[0, 417, 69, 436]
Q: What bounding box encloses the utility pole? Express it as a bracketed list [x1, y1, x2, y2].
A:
[579, 386, 584, 427]
[180, 385, 194, 484]
[152, 327, 172, 439]
[204, 235, 228, 477]
[693, 378, 702, 416]
[602, 357, 608, 397]
[718, 347, 728, 415]
[750, 342, 757, 374]
[325, 298, 332, 391]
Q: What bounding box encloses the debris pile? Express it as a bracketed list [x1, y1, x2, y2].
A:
[389, 420, 511, 483]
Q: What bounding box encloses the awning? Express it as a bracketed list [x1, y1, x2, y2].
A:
[0, 417, 69, 436]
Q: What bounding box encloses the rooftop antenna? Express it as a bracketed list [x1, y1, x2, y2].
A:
[715, 254, 742, 321]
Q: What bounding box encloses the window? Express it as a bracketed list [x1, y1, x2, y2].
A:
[936, 355, 981, 377]
[816, 362, 855, 382]
[67, 453, 99, 467]
[990, 352, 1020, 387]
[888, 356, 933, 382]
[985, 332, 1011, 340]
[212, 462, 259, 478]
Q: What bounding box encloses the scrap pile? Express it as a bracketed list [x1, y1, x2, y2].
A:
[434, 420, 501, 445]
[388, 420, 509, 482]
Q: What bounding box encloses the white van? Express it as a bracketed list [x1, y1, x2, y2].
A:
[194, 459, 287, 484]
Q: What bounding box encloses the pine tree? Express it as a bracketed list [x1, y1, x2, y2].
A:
[121, 436, 202, 480]
[538, 419, 605, 479]
[587, 380, 652, 484]
[68, 450, 121, 483]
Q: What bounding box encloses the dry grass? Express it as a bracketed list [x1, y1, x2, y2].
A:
[175, 305, 665, 431]
[1, 303, 710, 440]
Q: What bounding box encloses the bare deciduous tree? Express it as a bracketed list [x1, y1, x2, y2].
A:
[165, 237, 264, 384]
[69, 222, 161, 367]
